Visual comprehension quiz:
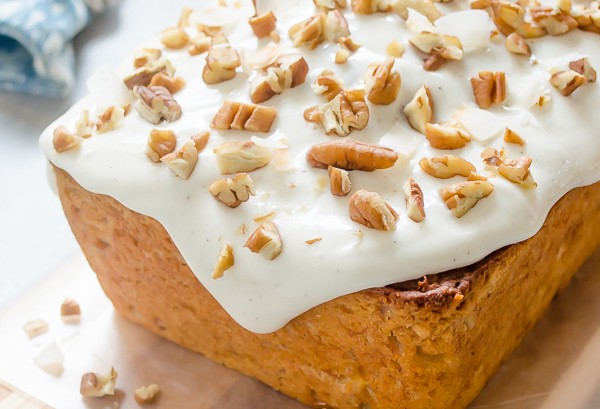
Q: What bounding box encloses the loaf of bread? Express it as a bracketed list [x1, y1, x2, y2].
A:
[53, 168, 600, 408]
[40, 0, 600, 407]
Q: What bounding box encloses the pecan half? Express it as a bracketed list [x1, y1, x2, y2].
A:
[212, 101, 277, 133]
[419, 155, 476, 179]
[213, 243, 234, 279]
[146, 129, 177, 163]
[160, 140, 199, 180]
[349, 190, 399, 232]
[440, 181, 494, 218]
[549, 70, 586, 96]
[364, 57, 401, 105]
[53, 126, 80, 153]
[404, 85, 434, 134]
[249, 11, 277, 38]
[304, 90, 369, 136]
[498, 156, 537, 188]
[470, 71, 507, 109]
[328, 166, 352, 196]
[424, 123, 471, 150]
[307, 140, 398, 171]
[209, 173, 256, 208]
[569, 58, 597, 83]
[213, 141, 273, 174]
[133, 85, 182, 124]
[403, 178, 426, 223]
[245, 222, 283, 260]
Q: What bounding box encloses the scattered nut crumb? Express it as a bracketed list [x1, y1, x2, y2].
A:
[505, 33, 531, 56]
[245, 222, 283, 260]
[386, 39, 405, 57]
[212, 244, 234, 279]
[160, 27, 189, 49]
[53, 126, 80, 153]
[96, 106, 125, 134]
[253, 212, 277, 223]
[338, 36, 361, 51]
[503, 128, 525, 145]
[23, 319, 49, 339]
[80, 368, 117, 398]
[60, 298, 81, 324]
[134, 384, 160, 404]
[306, 238, 323, 245]
[335, 48, 350, 64]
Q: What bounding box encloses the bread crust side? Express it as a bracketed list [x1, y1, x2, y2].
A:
[53, 166, 600, 409]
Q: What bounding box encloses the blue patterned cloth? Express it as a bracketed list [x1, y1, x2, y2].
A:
[0, 0, 114, 97]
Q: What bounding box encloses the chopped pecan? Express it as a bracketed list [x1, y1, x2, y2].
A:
[338, 36, 362, 51]
[569, 58, 597, 83]
[80, 368, 117, 398]
[419, 155, 476, 179]
[440, 181, 494, 218]
[498, 156, 537, 188]
[335, 48, 350, 64]
[134, 384, 160, 405]
[304, 90, 369, 136]
[245, 222, 283, 260]
[410, 32, 464, 68]
[133, 48, 162, 69]
[23, 319, 49, 339]
[403, 178, 426, 223]
[404, 85, 434, 134]
[249, 11, 277, 38]
[160, 27, 190, 49]
[470, 71, 507, 108]
[192, 131, 210, 152]
[250, 54, 309, 103]
[146, 129, 177, 163]
[351, 0, 392, 14]
[571, 4, 600, 34]
[312, 69, 344, 101]
[530, 6, 577, 36]
[549, 70, 586, 96]
[423, 53, 446, 71]
[424, 123, 471, 150]
[364, 57, 401, 105]
[490, 0, 547, 38]
[213, 141, 273, 174]
[212, 101, 277, 133]
[289, 10, 349, 48]
[53, 126, 80, 153]
[133, 85, 182, 124]
[386, 39, 405, 57]
[149, 73, 186, 94]
[307, 140, 398, 171]
[160, 140, 199, 180]
[124, 58, 174, 90]
[203, 35, 241, 85]
[75, 110, 95, 138]
[96, 105, 125, 134]
[391, 0, 441, 21]
[314, 0, 348, 8]
[328, 166, 352, 196]
[324, 9, 350, 41]
[212, 243, 234, 279]
[349, 190, 399, 232]
[61, 298, 81, 324]
[505, 33, 531, 56]
[503, 128, 525, 145]
[481, 147, 506, 167]
[209, 173, 256, 208]
[188, 33, 212, 56]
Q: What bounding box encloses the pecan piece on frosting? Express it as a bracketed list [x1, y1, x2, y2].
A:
[349, 190, 399, 232]
[60, 298, 81, 324]
[188, 33, 212, 56]
[96, 105, 125, 134]
[80, 368, 118, 398]
[314, 0, 347, 8]
[529, 5, 577, 36]
[249, 11, 278, 39]
[312, 69, 344, 101]
[133, 85, 182, 125]
[364, 57, 401, 105]
[404, 85, 434, 135]
[149, 73, 186, 94]
[160, 27, 189, 49]
[124, 58, 174, 90]
[146, 129, 177, 163]
[133, 48, 162, 69]
[425, 123, 471, 150]
[289, 10, 349, 49]
[212, 101, 277, 133]
[209, 173, 256, 208]
[440, 181, 494, 218]
[134, 384, 160, 405]
[403, 178, 426, 223]
[203, 34, 241, 85]
[212, 243, 234, 279]
[498, 156, 537, 189]
[245, 222, 283, 260]
[307, 140, 398, 171]
[470, 71, 507, 109]
[250, 54, 309, 103]
[503, 128, 525, 146]
[490, 0, 547, 38]
[160, 140, 199, 180]
[569, 58, 597, 83]
[391, 0, 441, 21]
[213, 141, 273, 174]
[409, 32, 463, 70]
[351, 0, 391, 14]
[328, 166, 352, 196]
[53, 126, 80, 153]
[549, 70, 586, 96]
[419, 155, 476, 179]
[335, 48, 350, 64]
[304, 90, 369, 136]
[505, 33, 531, 56]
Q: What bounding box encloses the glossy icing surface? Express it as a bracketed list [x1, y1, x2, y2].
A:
[40, 0, 600, 332]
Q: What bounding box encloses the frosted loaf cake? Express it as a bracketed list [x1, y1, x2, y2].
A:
[41, 0, 600, 407]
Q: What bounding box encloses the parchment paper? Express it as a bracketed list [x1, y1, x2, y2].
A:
[0, 251, 598, 409]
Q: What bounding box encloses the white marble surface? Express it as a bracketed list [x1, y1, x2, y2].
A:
[0, 0, 195, 308]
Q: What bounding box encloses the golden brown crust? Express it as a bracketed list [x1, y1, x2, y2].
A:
[53, 165, 600, 409]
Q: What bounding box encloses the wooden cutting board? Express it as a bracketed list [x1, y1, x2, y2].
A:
[0, 381, 52, 409]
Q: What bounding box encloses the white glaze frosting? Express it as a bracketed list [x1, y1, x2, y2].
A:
[40, 0, 600, 333]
